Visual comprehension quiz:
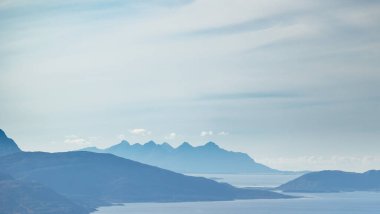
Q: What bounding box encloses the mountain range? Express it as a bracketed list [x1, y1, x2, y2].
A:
[81, 140, 279, 174]
[0, 129, 291, 213]
[277, 170, 380, 192]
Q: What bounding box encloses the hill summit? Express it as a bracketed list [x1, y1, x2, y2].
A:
[0, 129, 21, 156]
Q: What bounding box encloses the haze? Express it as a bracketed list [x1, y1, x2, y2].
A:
[1, 0, 379, 171]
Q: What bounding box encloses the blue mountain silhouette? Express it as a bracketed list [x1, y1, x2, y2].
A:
[277, 170, 380, 192]
[0, 129, 21, 156]
[0, 172, 89, 214]
[81, 140, 279, 174]
[0, 129, 291, 213]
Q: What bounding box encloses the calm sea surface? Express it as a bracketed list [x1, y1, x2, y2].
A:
[187, 173, 302, 187]
[93, 174, 380, 214]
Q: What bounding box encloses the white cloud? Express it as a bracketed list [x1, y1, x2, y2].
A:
[165, 132, 177, 140]
[217, 131, 229, 136]
[200, 131, 213, 137]
[201, 131, 229, 136]
[64, 135, 92, 146]
[129, 128, 151, 137]
[118, 134, 126, 140]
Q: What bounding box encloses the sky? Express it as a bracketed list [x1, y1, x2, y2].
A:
[1, 0, 380, 172]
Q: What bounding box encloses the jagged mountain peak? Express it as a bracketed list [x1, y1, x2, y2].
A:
[203, 141, 219, 149]
[80, 140, 278, 174]
[0, 129, 6, 138]
[120, 140, 130, 145]
[0, 129, 22, 156]
[144, 140, 157, 146]
[161, 142, 174, 150]
[177, 142, 193, 149]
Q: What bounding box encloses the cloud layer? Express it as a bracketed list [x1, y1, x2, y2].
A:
[1, 0, 379, 171]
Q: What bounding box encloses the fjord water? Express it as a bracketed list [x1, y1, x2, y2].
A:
[188, 173, 302, 187]
[93, 174, 380, 214]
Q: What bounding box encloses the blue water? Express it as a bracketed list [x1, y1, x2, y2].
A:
[93, 174, 380, 214]
[187, 173, 303, 187]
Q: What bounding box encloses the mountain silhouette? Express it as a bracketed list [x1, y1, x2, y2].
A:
[277, 170, 380, 192]
[0, 172, 89, 214]
[81, 141, 279, 174]
[0, 129, 21, 156]
[0, 130, 292, 212]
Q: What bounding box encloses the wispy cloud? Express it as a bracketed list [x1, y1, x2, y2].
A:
[1, 0, 380, 171]
[200, 92, 301, 101]
[200, 131, 213, 137]
[129, 128, 151, 137]
[164, 132, 177, 140]
[64, 135, 92, 146]
[217, 131, 229, 136]
[200, 131, 229, 137]
[178, 13, 297, 38]
[118, 134, 126, 140]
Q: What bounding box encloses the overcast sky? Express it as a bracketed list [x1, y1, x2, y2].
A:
[1, 0, 380, 172]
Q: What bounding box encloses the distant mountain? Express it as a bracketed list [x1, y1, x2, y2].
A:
[81, 141, 279, 174]
[0, 129, 21, 156]
[277, 170, 380, 192]
[0, 172, 89, 214]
